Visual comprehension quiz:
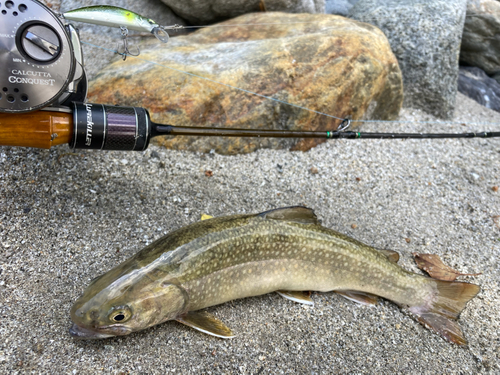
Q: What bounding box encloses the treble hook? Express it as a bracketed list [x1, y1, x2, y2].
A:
[116, 26, 140, 61]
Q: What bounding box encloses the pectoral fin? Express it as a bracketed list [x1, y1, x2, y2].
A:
[277, 290, 314, 306]
[336, 290, 379, 306]
[176, 311, 235, 339]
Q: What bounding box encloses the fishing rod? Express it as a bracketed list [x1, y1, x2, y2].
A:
[2, 103, 499, 151]
[1, 1, 499, 151]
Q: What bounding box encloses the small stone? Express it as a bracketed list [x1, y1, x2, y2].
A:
[120, 159, 128, 165]
[405, 238, 411, 243]
[205, 170, 213, 177]
[310, 167, 319, 174]
[90, 171, 101, 181]
[492, 186, 499, 192]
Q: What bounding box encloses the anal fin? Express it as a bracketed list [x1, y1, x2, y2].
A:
[336, 290, 379, 306]
[176, 311, 235, 339]
[277, 290, 314, 306]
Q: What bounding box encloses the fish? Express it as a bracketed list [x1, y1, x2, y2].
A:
[62, 6, 181, 43]
[69, 207, 480, 345]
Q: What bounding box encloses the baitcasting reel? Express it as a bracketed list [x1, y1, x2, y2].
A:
[0, 0, 152, 151]
[0, 0, 86, 113]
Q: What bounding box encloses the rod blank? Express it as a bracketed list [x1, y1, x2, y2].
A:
[154, 125, 500, 140]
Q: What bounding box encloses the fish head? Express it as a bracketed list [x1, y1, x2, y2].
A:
[70, 268, 188, 339]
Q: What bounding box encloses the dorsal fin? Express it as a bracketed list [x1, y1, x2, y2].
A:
[379, 249, 400, 263]
[259, 206, 318, 225]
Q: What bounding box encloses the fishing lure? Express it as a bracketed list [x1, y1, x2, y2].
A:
[62, 6, 183, 47]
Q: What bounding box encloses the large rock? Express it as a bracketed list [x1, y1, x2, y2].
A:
[461, 0, 500, 76]
[159, 0, 325, 24]
[88, 13, 403, 154]
[458, 66, 500, 111]
[349, 0, 468, 119]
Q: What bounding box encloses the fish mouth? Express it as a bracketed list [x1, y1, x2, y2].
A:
[69, 323, 115, 340]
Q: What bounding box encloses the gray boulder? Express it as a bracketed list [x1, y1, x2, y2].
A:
[325, 0, 359, 16]
[458, 66, 500, 112]
[493, 71, 500, 85]
[349, 0, 468, 119]
[159, 0, 325, 24]
[461, 0, 500, 76]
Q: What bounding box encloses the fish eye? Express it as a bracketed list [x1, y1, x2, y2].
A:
[113, 313, 125, 322]
[108, 306, 132, 323]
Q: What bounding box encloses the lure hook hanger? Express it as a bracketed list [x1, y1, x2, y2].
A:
[115, 26, 140, 61]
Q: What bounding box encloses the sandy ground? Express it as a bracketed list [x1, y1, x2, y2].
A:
[0, 91, 499, 374]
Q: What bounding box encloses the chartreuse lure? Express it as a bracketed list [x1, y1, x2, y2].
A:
[63, 5, 183, 43]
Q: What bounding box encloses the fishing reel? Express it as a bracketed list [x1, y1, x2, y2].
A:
[0, 0, 87, 113]
[0, 0, 154, 151]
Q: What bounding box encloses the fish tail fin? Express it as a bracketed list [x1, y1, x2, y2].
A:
[410, 280, 480, 345]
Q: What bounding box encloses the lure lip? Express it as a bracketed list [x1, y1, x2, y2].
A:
[69, 323, 115, 339]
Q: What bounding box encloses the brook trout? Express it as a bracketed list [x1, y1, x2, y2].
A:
[69, 207, 479, 344]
